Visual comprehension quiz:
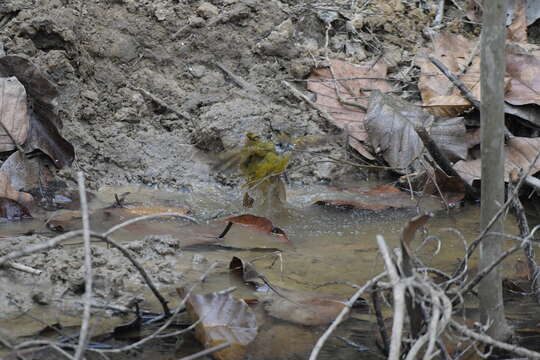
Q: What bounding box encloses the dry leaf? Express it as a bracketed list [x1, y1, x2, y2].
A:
[182, 290, 258, 360]
[0, 77, 28, 152]
[365, 90, 467, 173]
[307, 59, 393, 159]
[0, 55, 74, 168]
[508, 0, 528, 43]
[416, 33, 480, 117]
[505, 43, 540, 106]
[223, 214, 289, 243]
[453, 137, 540, 184]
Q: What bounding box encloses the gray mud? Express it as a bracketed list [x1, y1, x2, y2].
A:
[0, 0, 391, 191]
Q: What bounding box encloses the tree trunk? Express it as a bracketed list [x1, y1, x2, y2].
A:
[478, 0, 512, 341]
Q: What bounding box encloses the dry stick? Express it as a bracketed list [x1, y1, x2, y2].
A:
[450, 320, 540, 359]
[428, 55, 481, 108]
[98, 234, 171, 317]
[414, 127, 480, 200]
[371, 283, 390, 355]
[178, 341, 232, 360]
[74, 172, 92, 360]
[449, 151, 540, 288]
[376, 235, 405, 360]
[94, 263, 218, 354]
[308, 271, 388, 360]
[509, 181, 540, 303]
[282, 80, 336, 125]
[214, 62, 271, 104]
[428, 55, 513, 139]
[6, 262, 42, 275]
[130, 86, 197, 128]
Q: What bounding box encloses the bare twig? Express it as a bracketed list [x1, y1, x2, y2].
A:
[415, 127, 479, 200]
[98, 235, 171, 316]
[308, 272, 388, 360]
[74, 172, 92, 360]
[94, 263, 218, 353]
[4, 262, 42, 275]
[450, 320, 540, 359]
[178, 341, 232, 360]
[376, 235, 406, 360]
[509, 180, 540, 303]
[282, 80, 335, 124]
[214, 62, 271, 104]
[130, 86, 197, 128]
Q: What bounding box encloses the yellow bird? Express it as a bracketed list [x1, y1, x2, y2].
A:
[216, 132, 321, 208]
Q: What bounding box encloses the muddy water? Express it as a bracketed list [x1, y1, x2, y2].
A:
[2, 184, 540, 360]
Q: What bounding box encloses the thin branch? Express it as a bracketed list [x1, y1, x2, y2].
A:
[103, 212, 197, 237]
[308, 272, 388, 360]
[74, 172, 92, 360]
[450, 320, 540, 359]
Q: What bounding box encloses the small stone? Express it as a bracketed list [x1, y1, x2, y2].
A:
[197, 2, 219, 19]
[189, 16, 206, 28]
[81, 90, 98, 101]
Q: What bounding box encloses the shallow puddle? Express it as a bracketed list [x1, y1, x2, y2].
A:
[2, 183, 540, 359]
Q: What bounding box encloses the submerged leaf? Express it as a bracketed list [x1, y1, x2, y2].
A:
[181, 290, 258, 360]
[261, 286, 349, 326]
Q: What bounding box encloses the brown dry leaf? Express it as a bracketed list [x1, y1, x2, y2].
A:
[505, 43, 540, 106]
[0, 55, 74, 168]
[0, 172, 33, 206]
[453, 137, 540, 184]
[223, 214, 289, 243]
[182, 290, 257, 360]
[229, 256, 264, 286]
[261, 286, 347, 326]
[365, 90, 467, 173]
[417, 33, 480, 117]
[401, 213, 432, 249]
[307, 59, 393, 159]
[508, 0, 528, 43]
[0, 77, 29, 152]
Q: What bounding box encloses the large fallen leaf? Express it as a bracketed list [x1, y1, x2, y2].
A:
[181, 290, 257, 360]
[416, 33, 481, 117]
[260, 286, 348, 326]
[0, 55, 74, 168]
[222, 214, 289, 243]
[453, 137, 540, 184]
[364, 90, 467, 173]
[0, 77, 28, 152]
[307, 59, 393, 159]
[505, 43, 540, 106]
